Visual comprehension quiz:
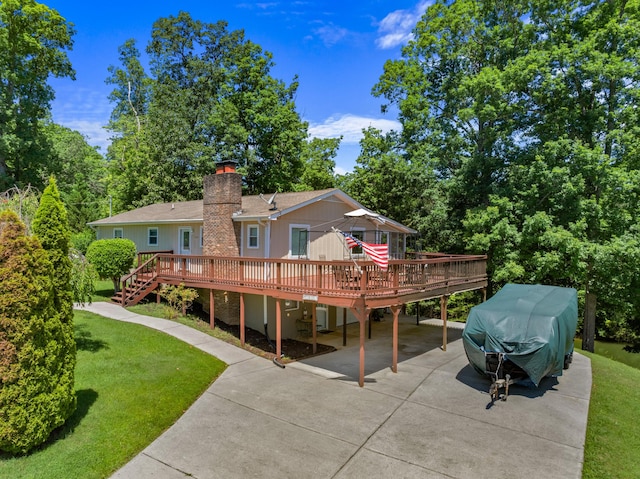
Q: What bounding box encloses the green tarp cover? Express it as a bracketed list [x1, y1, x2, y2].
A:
[462, 283, 578, 386]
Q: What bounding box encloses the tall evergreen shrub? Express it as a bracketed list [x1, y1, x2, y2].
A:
[0, 211, 66, 454]
[31, 177, 77, 425]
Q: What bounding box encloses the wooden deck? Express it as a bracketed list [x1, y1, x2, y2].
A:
[118, 252, 488, 388]
[121, 253, 488, 310]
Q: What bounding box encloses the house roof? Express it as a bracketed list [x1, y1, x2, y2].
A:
[88, 188, 416, 234]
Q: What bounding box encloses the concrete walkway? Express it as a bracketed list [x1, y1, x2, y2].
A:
[77, 302, 591, 479]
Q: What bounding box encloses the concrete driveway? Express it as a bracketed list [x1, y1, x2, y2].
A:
[78, 303, 591, 479]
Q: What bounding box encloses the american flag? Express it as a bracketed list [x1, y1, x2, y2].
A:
[340, 231, 389, 271]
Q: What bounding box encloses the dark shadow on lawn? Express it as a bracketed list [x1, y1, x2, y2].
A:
[45, 389, 99, 448]
[75, 323, 109, 352]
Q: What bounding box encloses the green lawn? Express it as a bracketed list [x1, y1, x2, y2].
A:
[579, 341, 640, 479]
[0, 310, 226, 479]
[91, 279, 115, 302]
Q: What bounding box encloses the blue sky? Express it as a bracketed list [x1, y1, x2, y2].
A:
[46, 1, 430, 174]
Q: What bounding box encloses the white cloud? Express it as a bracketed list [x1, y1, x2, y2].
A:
[59, 120, 111, 153]
[313, 23, 350, 47]
[376, 1, 432, 49]
[309, 114, 400, 144]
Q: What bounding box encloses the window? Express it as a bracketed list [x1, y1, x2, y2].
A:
[284, 300, 299, 311]
[148, 227, 158, 246]
[199, 226, 204, 248]
[350, 228, 365, 255]
[290, 225, 309, 258]
[113, 228, 123, 239]
[248, 225, 259, 249]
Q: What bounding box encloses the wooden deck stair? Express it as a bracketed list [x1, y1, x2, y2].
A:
[112, 253, 161, 306]
[111, 276, 159, 306]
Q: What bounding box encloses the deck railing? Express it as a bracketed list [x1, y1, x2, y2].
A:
[149, 254, 487, 301]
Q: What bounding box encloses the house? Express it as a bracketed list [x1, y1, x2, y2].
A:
[89, 160, 488, 386]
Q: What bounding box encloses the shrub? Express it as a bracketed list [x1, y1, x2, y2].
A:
[70, 249, 97, 306]
[0, 211, 67, 454]
[159, 283, 199, 317]
[70, 229, 95, 255]
[31, 177, 77, 443]
[86, 238, 136, 292]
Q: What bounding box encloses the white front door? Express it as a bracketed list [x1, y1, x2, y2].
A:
[179, 228, 192, 255]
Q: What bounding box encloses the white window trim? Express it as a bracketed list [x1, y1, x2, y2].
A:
[289, 224, 310, 259]
[247, 224, 259, 249]
[147, 227, 159, 246]
[349, 227, 366, 257]
[178, 227, 193, 254]
[113, 227, 123, 239]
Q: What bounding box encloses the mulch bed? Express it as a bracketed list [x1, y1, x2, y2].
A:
[190, 304, 336, 362]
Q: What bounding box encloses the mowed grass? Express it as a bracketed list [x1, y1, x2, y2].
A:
[91, 279, 115, 302]
[0, 310, 226, 479]
[578, 340, 640, 479]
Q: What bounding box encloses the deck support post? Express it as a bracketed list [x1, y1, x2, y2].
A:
[240, 292, 245, 346]
[311, 302, 317, 354]
[391, 305, 400, 373]
[276, 299, 282, 359]
[342, 308, 347, 346]
[441, 295, 449, 351]
[359, 311, 366, 387]
[352, 304, 370, 387]
[209, 289, 215, 329]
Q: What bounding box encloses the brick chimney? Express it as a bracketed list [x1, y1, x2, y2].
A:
[203, 160, 242, 325]
[203, 160, 242, 256]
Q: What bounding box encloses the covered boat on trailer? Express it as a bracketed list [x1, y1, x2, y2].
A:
[462, 284, 578, 400]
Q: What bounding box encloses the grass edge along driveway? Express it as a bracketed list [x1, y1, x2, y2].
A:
[0, 310, 226, 479]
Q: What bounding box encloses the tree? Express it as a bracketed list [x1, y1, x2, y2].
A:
[341, 127, 451, 251]
[0, 210, 67, 454]
[372, 0, 533, 249]
[104, 39, 154, 212]
[43, 123, 108, 232]
[31, 176, 76, 427]
[105, 13, 309, 210]
[0, 0, 75, 189]
[371, 0, 640, 342]
[293, 137, 340, 191]
[86, 238, 136, 292]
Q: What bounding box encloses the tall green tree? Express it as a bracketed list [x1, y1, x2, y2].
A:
[31, 176, 76, 429]
[105, 39, 154, 211]
[106, 13, 309, 210]
[0, 210, 66, 454]
[294, 137, 340, 191]
[146, 13, 308, 196]
[0, 0, 75, 189]
[372, 0, 533, 248]
[342, 127, 450, 250]
[43, 123, 108, 231]
[369, 0, 640, 341]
